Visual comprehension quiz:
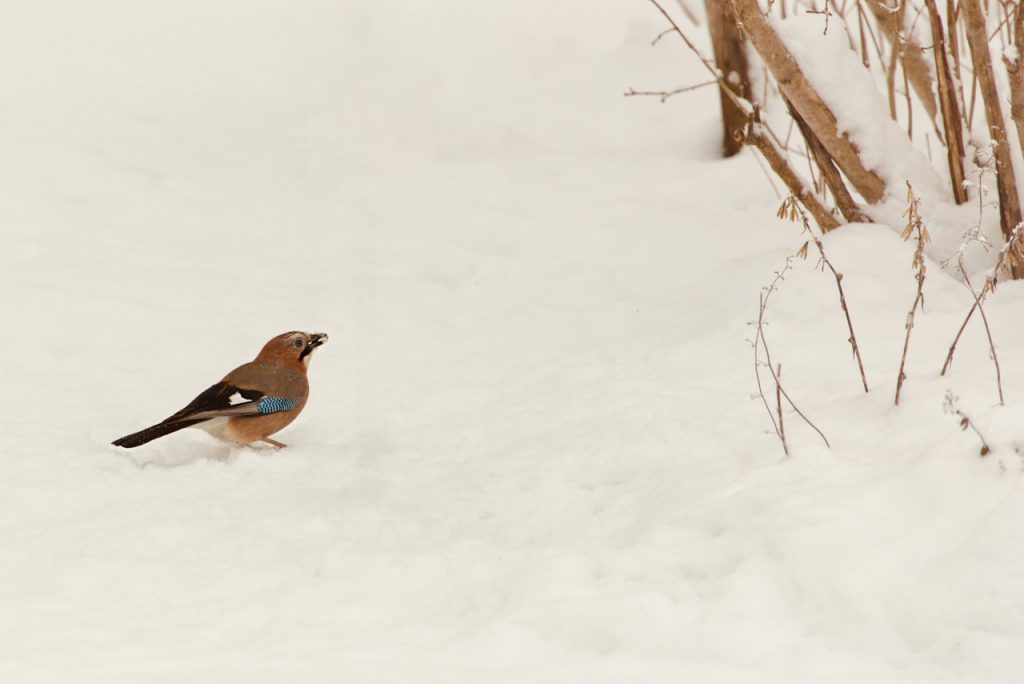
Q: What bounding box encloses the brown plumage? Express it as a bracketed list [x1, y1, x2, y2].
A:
[112, 331, 328, 449]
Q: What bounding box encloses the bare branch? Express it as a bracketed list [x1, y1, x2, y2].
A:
[961, 0, 1024, 276]
[868, 0, 940, 123]
[1007, 2, 1024, 191]
[786, 100, 871, 223]
[705, 0, 753, 156]
[924, 0, 969, 204]
[643, 0, 833, 215]
[624, 80, 718, 102]
[647, 0, 747, 108]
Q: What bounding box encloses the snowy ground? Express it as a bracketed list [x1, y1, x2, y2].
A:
[3, 1, 1024, 681]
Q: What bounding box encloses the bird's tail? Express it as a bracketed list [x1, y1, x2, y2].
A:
[112, 418, 204, 448]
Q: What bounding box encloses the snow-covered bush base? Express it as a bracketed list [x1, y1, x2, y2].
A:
[2, 1, 1023, 681]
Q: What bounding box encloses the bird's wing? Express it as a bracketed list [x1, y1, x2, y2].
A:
[163, 382, 263, 422]
[112, 383, 296, 449]
[163, 382, 297, 423]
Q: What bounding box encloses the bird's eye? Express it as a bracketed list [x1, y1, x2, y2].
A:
[294, 338, 304, 349]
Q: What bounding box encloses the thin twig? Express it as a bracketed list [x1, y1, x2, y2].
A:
[861, 0, 889, 65]
[886, 0, 903, 122]
[856, 0, 871, 66]
[988, 5, 1012, 43]
[806, 7, 833, 34]
[753, 259, 832, 453]
[754, 269, 789, 455]
[647, 0, 749, 112]
[751, 145, 784, 198]
[904, 59, 914, 140]
[967, 70, 978, 130]
[824, 0, 857, 49]
[643, 0, 824, 204]
[651, 28, 677, 46]
[624, 80, 718, 102]
[776, 363, 786, 452]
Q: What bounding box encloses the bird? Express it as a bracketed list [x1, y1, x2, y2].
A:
[112, 331, 328, 449]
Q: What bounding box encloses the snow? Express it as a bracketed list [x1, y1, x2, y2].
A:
[772, 14, 995, 269]
[775, 16, 941, 193]
[2, 1, 1024, 681]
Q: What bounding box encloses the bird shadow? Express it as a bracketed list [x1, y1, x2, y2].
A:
[116, 438, 280, 470]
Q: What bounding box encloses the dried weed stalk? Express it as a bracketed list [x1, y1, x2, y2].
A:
[943, 391, 992, 456]
[941, 221, 1024, 377]
[781, 196, 870, 392]
[939, 175, 1012, 404]
[956, 260, 1005, 405]
[895, 183, 931, 406]
[753, 258, 831, 455]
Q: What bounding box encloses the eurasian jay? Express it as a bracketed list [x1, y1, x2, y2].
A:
[112, 331, 328, 449]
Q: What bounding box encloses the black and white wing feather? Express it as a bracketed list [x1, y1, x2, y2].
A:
[112, 382, 266, 448]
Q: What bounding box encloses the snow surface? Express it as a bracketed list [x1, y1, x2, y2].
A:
[3, 1, 1024, 681]
[773, 14, 995, 269]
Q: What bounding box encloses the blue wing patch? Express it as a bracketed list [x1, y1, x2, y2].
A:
[257, 397, 298, 414]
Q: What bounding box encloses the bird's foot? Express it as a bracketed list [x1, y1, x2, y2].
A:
[260, 437, 287, 449]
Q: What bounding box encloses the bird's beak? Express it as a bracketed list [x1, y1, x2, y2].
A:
[299, 332, 328, 361]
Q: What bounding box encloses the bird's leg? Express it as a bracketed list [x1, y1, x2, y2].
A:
[260, 437, 287, 449]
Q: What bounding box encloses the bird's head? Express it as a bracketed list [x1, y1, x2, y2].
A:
[256, 331, 329, 370]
